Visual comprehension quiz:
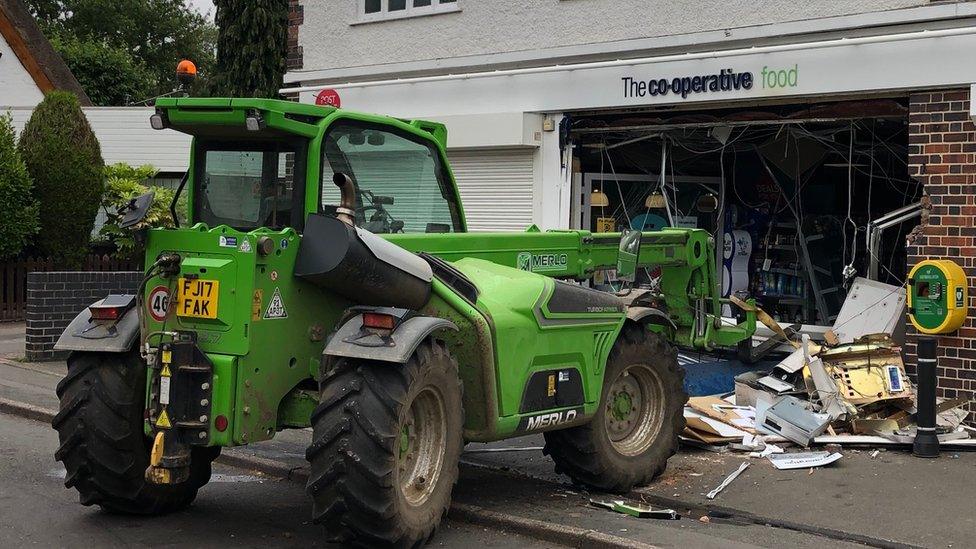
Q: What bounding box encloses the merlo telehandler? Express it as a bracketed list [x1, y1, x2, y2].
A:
[53, 98, 755, 546]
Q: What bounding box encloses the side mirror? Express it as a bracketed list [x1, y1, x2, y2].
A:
[119, 191, 155, 229]
[616, 229, 642, 283]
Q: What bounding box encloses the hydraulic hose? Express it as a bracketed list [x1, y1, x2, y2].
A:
[137, 254, 181, 355]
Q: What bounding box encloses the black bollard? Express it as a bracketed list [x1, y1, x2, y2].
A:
[913, 336, 940, 458]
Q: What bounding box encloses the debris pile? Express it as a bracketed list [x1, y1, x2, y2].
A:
[682, 280, 973, 457]
[683, 332, 973, 455]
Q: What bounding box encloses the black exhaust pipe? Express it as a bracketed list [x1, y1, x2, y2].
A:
[295, 213, 433, 310]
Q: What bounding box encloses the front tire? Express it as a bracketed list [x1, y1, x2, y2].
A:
[52, 351, 218, 514]
[306, 339, 463, 547]
[543, 325, 686, 492]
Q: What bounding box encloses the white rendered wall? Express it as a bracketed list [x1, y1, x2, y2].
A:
[297, 0, 925, 77]
[0, 34, 44, 107]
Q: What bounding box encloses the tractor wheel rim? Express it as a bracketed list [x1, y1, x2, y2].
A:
[604, 363, 665, 456]
[397, 386, 447, 507]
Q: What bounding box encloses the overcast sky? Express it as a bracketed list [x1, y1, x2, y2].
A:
[189, 0, 215, 19]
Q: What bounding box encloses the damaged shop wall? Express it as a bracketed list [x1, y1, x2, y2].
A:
[904, 88, 976, 425]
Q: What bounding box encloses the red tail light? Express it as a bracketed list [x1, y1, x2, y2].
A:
[87, 295, 135, 322]
[89, 305, 124, 321]
[215, 415, 229, 432]
[362, 312, 396, 330]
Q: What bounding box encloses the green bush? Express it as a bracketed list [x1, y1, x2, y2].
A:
[0, 114, 40, 259]
[98, 163, 181, 256]
[18, 91, 104, 266]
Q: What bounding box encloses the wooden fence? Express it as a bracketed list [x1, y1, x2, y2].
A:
[0, 255, 139, 321]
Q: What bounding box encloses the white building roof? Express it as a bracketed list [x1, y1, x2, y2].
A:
[4, 106, 191, 172]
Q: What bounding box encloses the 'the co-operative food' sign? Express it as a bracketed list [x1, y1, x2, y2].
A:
[621, 65, 799, 100]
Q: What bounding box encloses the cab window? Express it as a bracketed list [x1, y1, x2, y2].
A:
[194, 140, 305, 231]
[321, 122, 462, 234]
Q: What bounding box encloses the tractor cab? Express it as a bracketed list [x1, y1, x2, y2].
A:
[151, 98, 465, 236]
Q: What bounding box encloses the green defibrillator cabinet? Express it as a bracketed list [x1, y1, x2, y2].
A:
[907, 259, 968, 335]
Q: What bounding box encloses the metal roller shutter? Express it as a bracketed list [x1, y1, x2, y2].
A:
[448, 148, 535, 232]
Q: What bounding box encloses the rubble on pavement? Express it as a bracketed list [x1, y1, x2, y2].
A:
[681, 280, 973, 461]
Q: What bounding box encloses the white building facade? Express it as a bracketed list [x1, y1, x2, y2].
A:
[283, 0, 976, 231]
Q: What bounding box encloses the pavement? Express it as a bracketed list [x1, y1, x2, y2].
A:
[2, 323, 974, 548]
[0, 321, 27, 359]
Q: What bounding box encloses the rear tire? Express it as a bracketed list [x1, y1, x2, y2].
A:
[52, 351, 218, 514]
[543, 325, 686, 492]
[306, 340, 463, 547]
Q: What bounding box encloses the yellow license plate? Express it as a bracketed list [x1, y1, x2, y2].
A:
[176, 278, 219, 319]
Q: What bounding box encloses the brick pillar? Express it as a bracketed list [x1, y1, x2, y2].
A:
[905, 88, 976, 422]
[287, 0, 304, 71]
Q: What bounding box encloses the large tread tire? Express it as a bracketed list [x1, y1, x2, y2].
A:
[543, 325, 686, 492]
[53, 351, 218, 514]
[306, 339, 463, 548]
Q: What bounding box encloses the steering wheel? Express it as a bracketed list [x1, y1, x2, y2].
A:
[357, 205, 404, 234]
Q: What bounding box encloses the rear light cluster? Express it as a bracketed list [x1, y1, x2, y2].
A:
[362, 312, 396, 330]
[88, 295, 136, 322]
[89, 306, 125, 321]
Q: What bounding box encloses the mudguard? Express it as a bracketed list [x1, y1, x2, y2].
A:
[54, 299, 140, 353]
[626, 306, 676, 330]
[323, 311, 458, 364]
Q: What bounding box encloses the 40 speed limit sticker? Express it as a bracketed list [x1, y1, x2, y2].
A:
[147, 286, 170, 322]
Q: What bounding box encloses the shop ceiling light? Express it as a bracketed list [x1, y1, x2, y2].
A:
[696, 194, 719, 213]
[591, 189, 610, 207]
[645, 192, 667, 209]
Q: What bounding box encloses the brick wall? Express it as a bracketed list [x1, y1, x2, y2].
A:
[25, 272, 142, 362]
[905, 87, 976, 422]
[287, 0, 304, 71]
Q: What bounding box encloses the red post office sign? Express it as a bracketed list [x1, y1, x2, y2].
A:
[315, 88, 341, 108]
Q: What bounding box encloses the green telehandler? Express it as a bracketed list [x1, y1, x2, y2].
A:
[53, 98, 756, 546]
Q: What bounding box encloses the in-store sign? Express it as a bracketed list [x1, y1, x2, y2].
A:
[621, 65, 798, 100]
[595, 217, 616, 233]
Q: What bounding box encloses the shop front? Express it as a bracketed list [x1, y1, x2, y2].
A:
[283, 25, 976, 397]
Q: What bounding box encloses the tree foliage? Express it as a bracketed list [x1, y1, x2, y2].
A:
[0, 114, 40, 259]
[98, 163, 182, 257]
[18, 92, 104, 265]
[209, 0, 288, 98]
[49, 34, 157, 106]
[27, 0, 217, 105]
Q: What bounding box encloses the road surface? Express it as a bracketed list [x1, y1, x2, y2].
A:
[0, 412, 556, 548]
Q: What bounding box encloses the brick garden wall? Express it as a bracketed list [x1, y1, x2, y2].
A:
[905, 87, 976, 422]
[25, 272, 141, 362]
